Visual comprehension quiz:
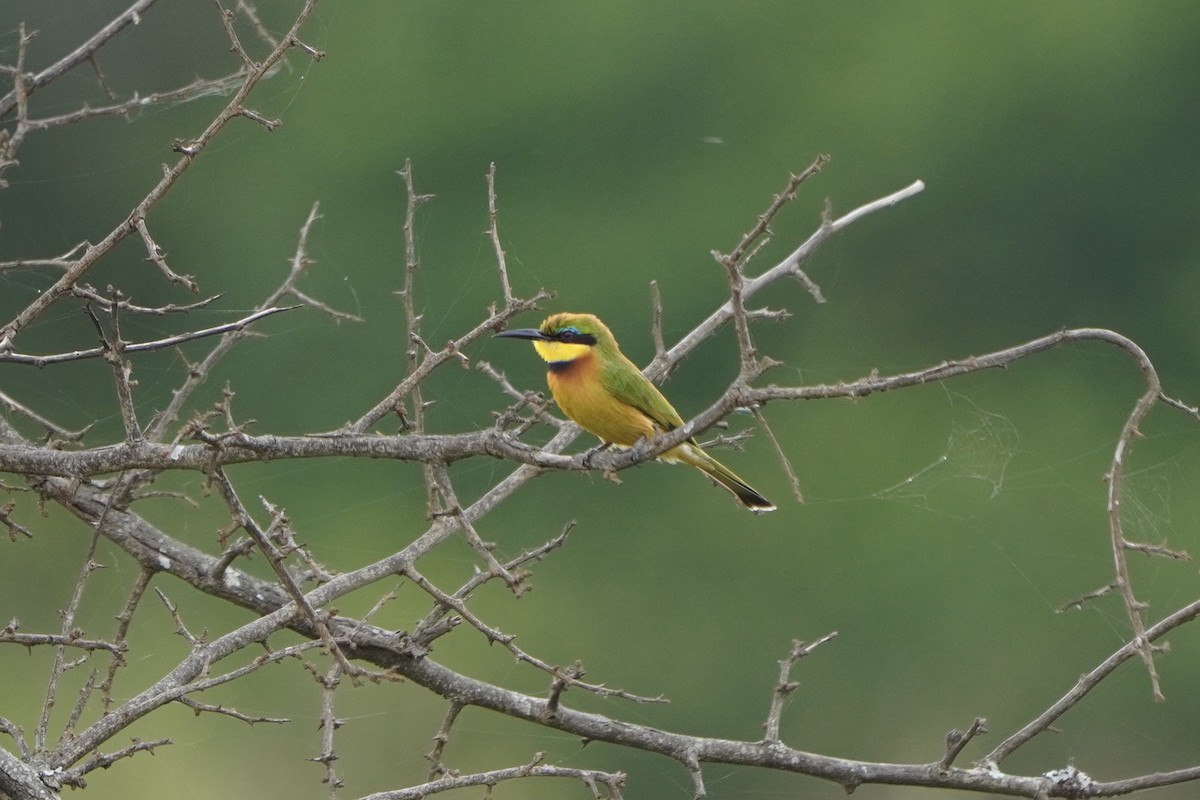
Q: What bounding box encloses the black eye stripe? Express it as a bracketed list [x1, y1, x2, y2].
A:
[547, 329, 597, 346]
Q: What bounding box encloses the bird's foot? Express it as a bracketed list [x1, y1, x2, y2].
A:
[581, 441, 613, 469]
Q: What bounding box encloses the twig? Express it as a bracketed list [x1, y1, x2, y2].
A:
[396, 161, 439, 509]
[0, 0, 323, 350]
[722, 156, 829, 269]
[215, 0, 256, 68]
[476, 361, 559, 432]
[683, 749, 706, 799]
[762, 633, 837, 743]
[411, 521, 575, 645]
[235, 0, 283, 51]
[312, 662, 344, 797]
[281, 202, 361, 322]
[359, 757, 627, 800]
[175, 696, 288, 725]
[711, 161, 828, 381]
[0, 24, 35, 187]
[14, 73, 251, 133]
[1, 306, 298, 366]
[62, 670, 98, 742]
[652, 177, 925, 382]
[0, 500, 33, 539]
[649, 280, 666, 360]
[427, 462, 521, 589]
[154, 588, 202, 646]
[98, 569, 151, 711]
[0, 0, 161, 118]
[346, 298, 545, 434]
[404, 565, 660, 703]
[424, 701, 463, 779]
[35, 529, 104, 755]
[939, 717, 988, 770]
[1124, 540, 1189, 560]
[543, 661, 585, 720]
[0, 242, 88, 272]
[133, 217, 197, 291]
[211, 469, 359, 679]
[983, 596, 1200, 766]
[142, 204, 342, 444]
[346, 163, 547, 434]
[486, 162, 515, 304]
[404, 566, 517, 649]
[0, 717, 30, 759]
[0, 389, 90, 440]
[66, 737, 173, 783]
[0, 630, 123, 655]
[71, 285, 223, 315]
[84, 300, 143, 443]
[751, 407, 803, 503]
[1058, 582, 1116, 613]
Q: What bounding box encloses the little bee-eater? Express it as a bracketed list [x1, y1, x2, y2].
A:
[495, 312, 776, 512]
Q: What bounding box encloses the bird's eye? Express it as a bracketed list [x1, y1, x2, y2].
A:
[559, 328, 578, 342]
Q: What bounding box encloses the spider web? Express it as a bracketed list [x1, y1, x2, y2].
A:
[870, 388, 1024, 508]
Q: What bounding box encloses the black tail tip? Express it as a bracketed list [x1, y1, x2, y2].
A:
[738, 492, 777, 513]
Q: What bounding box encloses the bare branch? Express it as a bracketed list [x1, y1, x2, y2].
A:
[210, 469, 359, 679]
[0, 306, 298, 366]
[153, 587, 203, 646]
[652, 179, 925, 381]
[751, 407, 804, 503]
[98, 569, 152, 712]
[312, 662, 344, 797]
[424, 702, 463, 779]
[0, 630, 123, 655]
[0, 389, 90, 441]
[649, 280, 667, 360]
[486, 162, 515, 304]
[358, 757, 627, 800]
[0, 0, 162, 118]
[762, 633, 837, 743]
[133, 217, 197, 291]
[66, 737, 173, 784]
[983, 597, 1200, 766]
[70, 285, 223, 315]
[0, 0, 323, 351]
[84, 301, 143, 443]
[0, 500, 34, 539]
[35, 529, 104, 756]
[176, 696, 289, 725]
[940, 718, 988, 771]
[346, 165, 547, 434]
[0, 717, 30, 759]
[0, 745, 60, 800]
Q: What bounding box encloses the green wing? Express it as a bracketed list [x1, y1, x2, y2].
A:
[601, 353, 686, 434]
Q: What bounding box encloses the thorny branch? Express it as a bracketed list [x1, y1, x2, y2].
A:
[0, 0, 325, 352]
[3, 150, 1200, 797]
[4, 161, 1197, 799]
[359, 757, 627, 800]
[2, 7, 1199, 800]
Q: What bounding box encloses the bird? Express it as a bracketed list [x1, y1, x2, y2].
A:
[494, 312, 776, 512]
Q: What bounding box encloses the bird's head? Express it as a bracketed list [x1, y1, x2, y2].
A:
[493, 312, 614, 365]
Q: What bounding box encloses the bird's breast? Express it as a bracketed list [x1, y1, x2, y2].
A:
[546, 354, 659, 446]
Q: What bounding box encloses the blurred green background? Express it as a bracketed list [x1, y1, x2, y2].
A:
[3, 2, 1200, 799]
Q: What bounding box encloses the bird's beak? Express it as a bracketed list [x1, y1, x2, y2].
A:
[493, 328, 550, 341]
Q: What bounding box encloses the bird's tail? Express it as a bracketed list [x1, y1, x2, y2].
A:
[679, 443, 776, 513]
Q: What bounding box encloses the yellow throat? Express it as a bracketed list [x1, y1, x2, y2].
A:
[532, 338, 591, 364]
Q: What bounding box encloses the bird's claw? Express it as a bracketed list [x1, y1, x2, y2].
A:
[581, 441, 613, 469]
